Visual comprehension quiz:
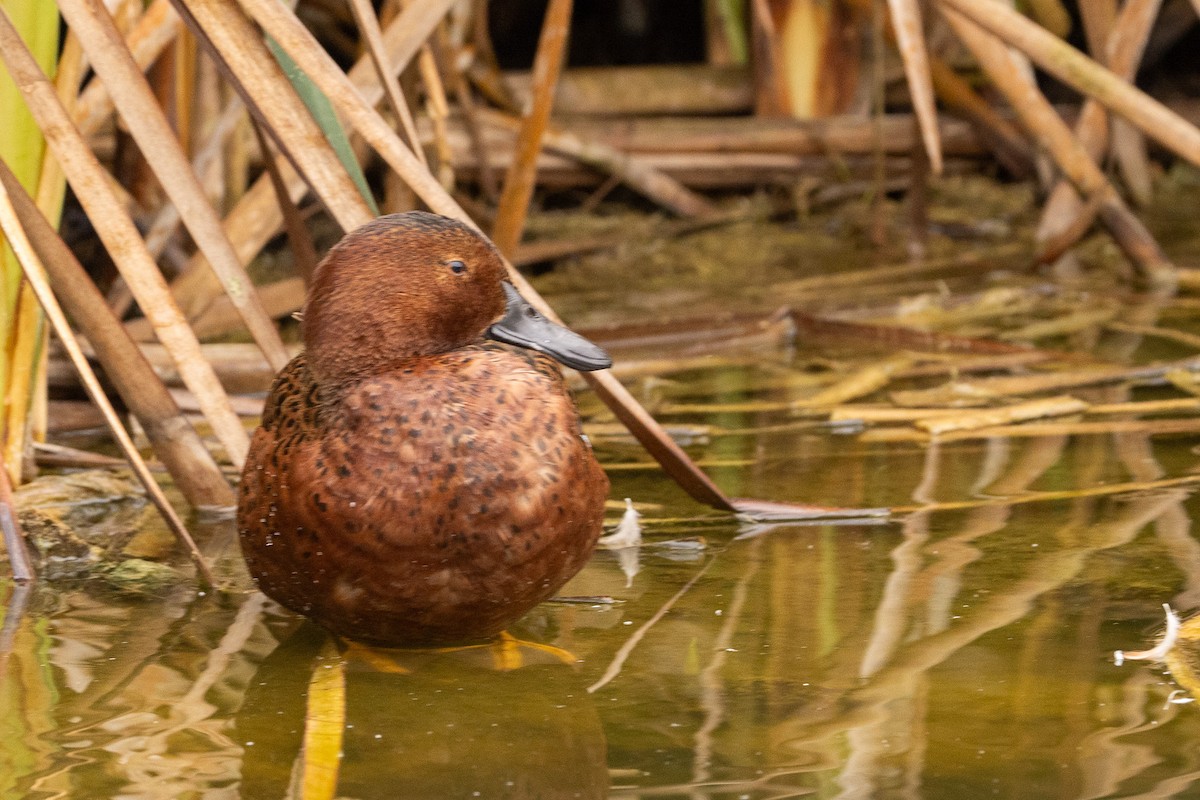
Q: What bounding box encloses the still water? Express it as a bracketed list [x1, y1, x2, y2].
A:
[4, 349, 1199, 799]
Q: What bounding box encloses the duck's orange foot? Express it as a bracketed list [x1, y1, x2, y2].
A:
[485, 632, 578, 670]
[337, 632, 577, 672]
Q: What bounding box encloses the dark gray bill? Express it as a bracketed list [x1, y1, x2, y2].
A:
[487, 283, 612, 371]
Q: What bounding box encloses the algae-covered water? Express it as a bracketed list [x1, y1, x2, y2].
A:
[6, 178, 1200, 798]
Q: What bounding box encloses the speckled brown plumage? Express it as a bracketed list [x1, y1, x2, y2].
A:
[237, 212, 609, 646]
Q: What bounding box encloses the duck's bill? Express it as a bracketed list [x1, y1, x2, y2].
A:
[487, 283, 612, 372]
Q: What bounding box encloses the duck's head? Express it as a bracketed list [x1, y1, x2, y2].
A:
[302, 211, 611, 385]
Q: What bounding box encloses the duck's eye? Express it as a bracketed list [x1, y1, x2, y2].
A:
[447, 259, 467, 275]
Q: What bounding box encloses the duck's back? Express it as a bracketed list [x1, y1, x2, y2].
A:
[237, 345, 609, 645]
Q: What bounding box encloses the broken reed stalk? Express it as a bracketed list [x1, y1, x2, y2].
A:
[936, 0, 1200, 169]
[0, 160, 235, 510]
[940, 7, 1176, 286]
[478, 109, 717, 218]
[927, 57, 1033, 177]
[0, 3, 251, 468]
[166, 0, 374, 233]
[1035, 0, 1162, 260]
[59, 0, 291, 373]
[0, 177, 216, 588]
[886, 0, 942, 173]
[489, 0, 573, 257]
[346, 0, 426, 168]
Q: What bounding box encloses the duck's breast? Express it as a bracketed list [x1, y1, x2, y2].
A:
[238, 346, 608, 643]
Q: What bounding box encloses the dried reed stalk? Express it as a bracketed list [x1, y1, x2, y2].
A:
[0, 173, 215, 587]
[0, 160, 235, 510]
[887, 0, 942, 173]
[891, 356, 1200, 406]
[0, 4, 251, 467]
[166, 0, 456, 320]
[479, 109, 717, 217]
[490, 0, 573, 256]
[346, 0, 426, 168]
[1035, 0, 1162, 260]
[941, 7, 1175, 286]
[867, 415, 1200, 442]
[937, 0, 1200, 168]
[60, 0, 290, 372]
[73, 0, 180, 136]
[927, 58, 1032, 176]
[915, 395, 1089, 434]
[167, 0, 373, 232]
[412, 28, 453, 187]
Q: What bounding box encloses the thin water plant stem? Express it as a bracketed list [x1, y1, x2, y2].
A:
[58, 0, 291, 373]
[0, 466, 33, 582]
[0, 159, 234, 510]
[490, 0, 573, 257]
[346, 0, 427, 168]
[0, 177, 216, 589]
[0, 2, 251, 468]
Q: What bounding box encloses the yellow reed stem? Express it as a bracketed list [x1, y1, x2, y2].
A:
[0, 1, 60, 483]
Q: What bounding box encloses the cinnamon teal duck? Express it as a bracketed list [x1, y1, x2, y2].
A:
[237, 212, 611, 646]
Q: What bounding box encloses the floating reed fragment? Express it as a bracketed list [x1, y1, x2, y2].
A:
[1104, 322, 1200, 351]
[890, 357, 1200, 406]
[792, 355, 915, 409]
[837, 396, 1200, 423]
[889, 474, 1200, 514]
[863, 415, 1200, 443]
[915, 395, 1087, 434]
[998, 307, 1118, 341]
